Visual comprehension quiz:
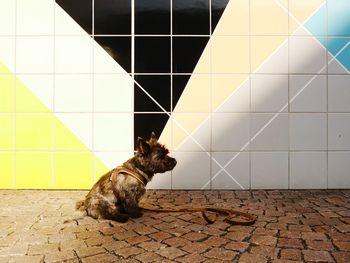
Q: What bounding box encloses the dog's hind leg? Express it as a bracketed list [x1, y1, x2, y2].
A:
[87, 195, 129, 222]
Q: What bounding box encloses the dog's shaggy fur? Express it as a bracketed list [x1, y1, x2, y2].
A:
[76, 133, 177, 222]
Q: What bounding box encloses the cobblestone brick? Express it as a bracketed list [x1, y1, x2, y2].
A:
[302, 249, 334, 262]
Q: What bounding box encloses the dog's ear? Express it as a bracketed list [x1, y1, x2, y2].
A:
[137, 137, 150, 155]
[149, 132, 158, 144]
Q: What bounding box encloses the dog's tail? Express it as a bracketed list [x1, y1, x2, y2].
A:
[75, 199, 86, 211]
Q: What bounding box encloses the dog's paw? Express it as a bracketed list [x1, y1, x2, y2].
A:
[129, 210, 143, 218]
[113, 213, 129, 223]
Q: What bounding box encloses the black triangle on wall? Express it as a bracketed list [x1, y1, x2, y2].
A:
[56, 0, 230, 147]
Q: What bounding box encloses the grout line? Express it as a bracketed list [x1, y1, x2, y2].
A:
[326, 0, 329, 189]
[92, 0, 95, 185]
[52, 0, 56, 189]
[131, 0, 135, 153]
[170, 0, 173, 189]
[248, 0, 252, 190]
[209, 0, 212, 190]
[13, 0, 17, 190]
[287, 0, 290, 189]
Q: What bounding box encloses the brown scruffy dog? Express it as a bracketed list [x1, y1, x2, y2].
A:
[76, 132, 177, 222]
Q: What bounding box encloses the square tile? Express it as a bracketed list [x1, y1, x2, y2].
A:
[94, 0, 130, 34]
[135, 37, 170, 73]
[328, 75, 350, 112]
[212, 74, 250, 113]
[290, 113, 327, 150]
[251, 36, 288, 74]
[173, 0, 209, 35]
[0, 75, 14, 112]
[250, 0, 288, 35]
[55, 36, 92, 74]
[54, 152, 92, 190]
[55, 75, 92, 112]
[0, 152, 14, 189]
[54, 113, 92, 151]
[212, 0, 249, 35]
[328, 0, 350, 37]
[54, 3, 89, 35]
[251, 113, 289, 151]
[289, 36, 327, 74]
[17, 0, 54, 35]
[135, 0, 170, 34]
[94, 74, 132, 112]
[251, 74, 288, 112]
[0, 114, 14, 150]
[172, 152, 210, 189]
[0, 37, 15, 73]
[212, 113, 250, 151]
[93, 113, 133, 151]
[16, 152, 53, 189]
[16, 36, 53, 74]
[290, 152, 327, 189]
[147, 171, 172, 190]
[16, 114, 53, 151]
[174, 74, 211, 113]
[211, 36, 250, 74]
[328, 151, 350, 189]
[17, 74, 54, 112]
[94, 37, 131, 73]
[289, 75, 327, 112]
[176, 114, 210, 152]
[211, 152, 249, 190]
[251, 152, 288, 189]
[0, 0, 15, 35]
[328, 114, 350, 150]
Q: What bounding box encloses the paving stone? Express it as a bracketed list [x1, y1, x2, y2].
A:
[238, 252, 268, 263]
[156, 247, 187, 260]
[305, 240, 334, 251]
[302, 249, 334, 262]
[203, 247, 238, 261]
[250, 235, 277, 247]
[81, 253, 118, 263]
[332, 251, 350, 263]
[334, 241, 350, 251]
[74, 246, 105, 258]
[44, 250, 76, 263]
[277, 238, 304, 249]
[138, 241, 166, 252]
[114, 247, 145, 259]
[224, 241, 249, 252]
[135, 251, 163, 263]
[280, 248, 302, 261]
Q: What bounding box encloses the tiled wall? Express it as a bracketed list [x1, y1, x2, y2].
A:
[0, 0, 349, 190]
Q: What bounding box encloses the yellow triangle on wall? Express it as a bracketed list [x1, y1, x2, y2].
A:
[0, 63, 109, 189]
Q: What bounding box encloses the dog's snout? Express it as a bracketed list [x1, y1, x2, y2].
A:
[172, 158, 177, 167]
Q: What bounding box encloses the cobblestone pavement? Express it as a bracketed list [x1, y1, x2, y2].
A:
[0, 190, 349, 263]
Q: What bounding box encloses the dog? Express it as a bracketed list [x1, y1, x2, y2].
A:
[76, 132, 177, 222]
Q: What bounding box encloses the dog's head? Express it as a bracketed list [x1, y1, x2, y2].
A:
[136, 132, 177, 174]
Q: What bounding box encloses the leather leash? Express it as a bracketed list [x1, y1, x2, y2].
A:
[110, 165, 257, 226]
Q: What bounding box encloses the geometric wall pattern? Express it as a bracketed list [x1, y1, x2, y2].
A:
[0, 0, 349, 190]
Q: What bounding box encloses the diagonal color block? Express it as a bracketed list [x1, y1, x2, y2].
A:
[0, 64, 109, 189]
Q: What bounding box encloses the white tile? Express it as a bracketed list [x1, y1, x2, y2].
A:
[56, 113, 92, 150]
[55, 75, 92, 112]
[94, 151, 134, 170]
[212, 113, 250, 151]
[54, 4, 88, 35]
[0, 37, 15, 72]
[328, 114, 350, 150]
[251, 152, 288, 189]
[55, 36, 92, 73]
[93, 74, 132, 112]
[290, 75, 327, 112]
[328, 151, 350, 189]
[255, 38, 288, 74]
[16, 36, 53, 74]
[211, 152, 249, 190]
[251, 113, 289, 151]
[93, 113, 133, 151]
[216, 78, 250, 113]
[251, 74, 288, 112]
[290, 152, 327, 189]
[290, 113, 327, 150]
[328, 75, 350, 112]
[289, 36, 327, 74]
[172, 152, 210, 189]
[94, 42, 127, 74]
[0, 0, 15, 35]
[18, 74, 54, 111]
[177, 116, 210, 152]
[147, 171, 172, 190]
[17, 0, 54, 35]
